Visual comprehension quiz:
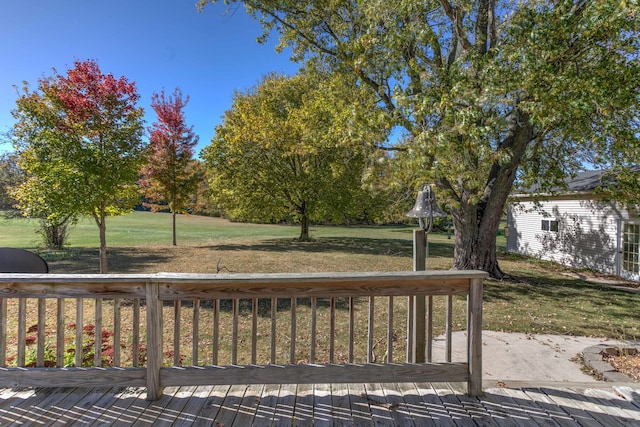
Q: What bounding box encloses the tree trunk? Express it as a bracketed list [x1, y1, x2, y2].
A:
[451, 200, 504, 278]
[94, 209, 108, 274]
[299, 213, 310, 241]
[172, 211, 177, 246]
[449, 109, 533, 278]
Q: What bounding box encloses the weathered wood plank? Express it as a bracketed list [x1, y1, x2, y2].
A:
[37, 387, 93, 427]
[54, 387, 115, 426]
[171, 384, 220, 427]
[380, 381, 416, 426]
[0, 298, 6, 367]
[0, 367, 146, 388]
[520, 387, 582, 427]
[145, 282, 163, 400]
[549, 387, 627, 427]
[211, 383, 247, 426]
[535, 387, 604, 427]
[468, 277, 483, 396]
[293, 382, 314, 426]
[151, 385, 200, 427]
[89, 387, 147, 427]
[160, 362, 468, 387]
[481, 387, 544, 427]
[130, 386, 180, 427]
[312, 383, 334, 427]
[232, 383, 264, 426]
[364, 382, 396, 427]
[56, 298, 65, 368]
[394, 382, 440, 427]
[584, 388, 640, 422]
[190, 384, 231, 427]
[36, 298, 46, 367]
[157, 277, 477, 300]
[413, 382, 458, 427]
[254, 383, 281, 425]
[272, 382, 296, 427]
[348, 382, 375, 426]
[5, 387, 73, 427]
[613, 386, 640, 410]
[329, 382, 357, 426]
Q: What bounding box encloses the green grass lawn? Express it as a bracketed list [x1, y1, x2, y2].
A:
[1, 210, 638, 341]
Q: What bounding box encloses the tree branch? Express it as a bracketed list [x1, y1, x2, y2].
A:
[439, 0, 472, 51]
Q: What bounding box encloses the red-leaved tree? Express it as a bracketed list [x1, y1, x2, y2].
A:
[12, 59, 145, 273]
[140, 88, 200, 246]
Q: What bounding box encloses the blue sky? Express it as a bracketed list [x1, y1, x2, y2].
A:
[0, 0, 299, 156]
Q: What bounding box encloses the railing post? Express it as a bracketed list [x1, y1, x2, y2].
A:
[467, 277, 483, 396]
[411, 229, 426, 363]
[146, 281, 163, 400]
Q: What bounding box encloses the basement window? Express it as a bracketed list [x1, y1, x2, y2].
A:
[541, 220, 559, 232]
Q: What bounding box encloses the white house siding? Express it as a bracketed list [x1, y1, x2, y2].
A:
[507, 197, 624, 275]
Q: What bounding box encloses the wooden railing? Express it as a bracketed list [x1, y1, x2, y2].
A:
[0, 270, 487, 400]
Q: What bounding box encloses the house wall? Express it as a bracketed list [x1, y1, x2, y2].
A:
[506, 197, 626, 275]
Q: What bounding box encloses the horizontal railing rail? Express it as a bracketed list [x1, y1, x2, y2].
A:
[0, 270, 487, 400]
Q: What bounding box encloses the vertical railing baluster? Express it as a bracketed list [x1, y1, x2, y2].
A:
[329, 297, 335, 363]
[56, 298, 65, 368]
[251, 298, 257, 364]
[367, 296, 374, 363]
[173, 301, 181, 366]
[94, 298, 102, 367]
[426, 296, 433, 362]
[348, 297, 354, 363]
[192, 299, 200, 366]
[446, 295, 453, 362]
[387, 296, 394, 363]
[17, 298, 26, 367]
[0, 298, 7, 367]
[270, 297, 276, 364]
[37, 298, 46, 367]
[406, 296, 414, 363]
[212, 299, 219, 365]
[310, 297, 316, 363]
[146, 282, 163, 400]
[468, 278, 484, 396]
[132, 299, 140, 367]
[75, 298, 83, 367]
[232, 298, 239, 365]
[113, 299, 121, 367]
[290, 297, 297, 364]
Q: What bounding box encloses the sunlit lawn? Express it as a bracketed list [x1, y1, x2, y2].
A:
[1, 210, 638, 367]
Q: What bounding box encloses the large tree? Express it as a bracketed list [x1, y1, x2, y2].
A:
[199, 0, 640, 277]
[12, 59, 145, 273]
[140, 87, 200, 246]
[202, 70, 387, 240]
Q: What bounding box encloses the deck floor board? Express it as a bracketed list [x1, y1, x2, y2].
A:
[0, 383, 637, 426]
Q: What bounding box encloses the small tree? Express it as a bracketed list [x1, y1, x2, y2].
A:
[140, 88, 200, 246]
[12, 60, 145, 272]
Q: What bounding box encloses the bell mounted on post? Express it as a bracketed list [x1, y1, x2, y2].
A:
[406, 184, 447, 231]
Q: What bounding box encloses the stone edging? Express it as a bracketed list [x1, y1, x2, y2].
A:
[582, 344, 640, 383]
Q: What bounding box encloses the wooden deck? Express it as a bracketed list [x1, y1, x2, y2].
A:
[0, 382, 638, 426]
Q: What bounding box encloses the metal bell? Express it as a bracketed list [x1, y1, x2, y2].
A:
[406, 185, 447, 230]
[406, 187, 436, 219]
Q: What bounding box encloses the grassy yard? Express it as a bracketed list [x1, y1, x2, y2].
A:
[2, 211, 639, 343]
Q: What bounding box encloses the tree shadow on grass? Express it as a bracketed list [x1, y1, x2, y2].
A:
[204, 236, 453, 258]
[484, 273, 640, 336]
[43, 247, 174, 274]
